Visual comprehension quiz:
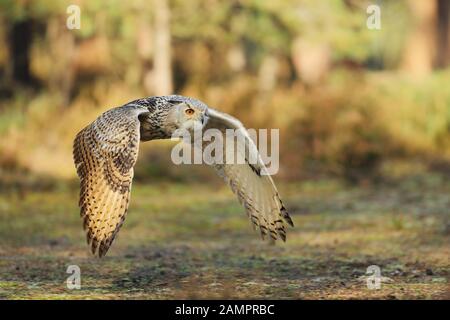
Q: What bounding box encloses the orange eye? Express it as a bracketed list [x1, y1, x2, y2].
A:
[185, 108, 195, 115]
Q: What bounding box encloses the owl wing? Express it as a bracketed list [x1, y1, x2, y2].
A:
[202, 108, 294, 242]
[73, 106, 148, 257]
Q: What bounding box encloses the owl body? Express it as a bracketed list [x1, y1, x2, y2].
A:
[74, 95, 293, 257]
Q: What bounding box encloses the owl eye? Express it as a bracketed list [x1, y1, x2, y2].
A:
[185, 108, 195, 115]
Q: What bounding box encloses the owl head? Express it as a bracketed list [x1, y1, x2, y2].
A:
[137, 95, 209, 140]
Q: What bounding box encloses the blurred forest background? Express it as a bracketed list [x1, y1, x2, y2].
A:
[0, 0, 450, 186]
[0, 0, 449, 300]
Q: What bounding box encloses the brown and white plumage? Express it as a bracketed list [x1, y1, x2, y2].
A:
[73, 105, 147, 257]
[202, 109, 293, 241]
[73, 96, 293, 257]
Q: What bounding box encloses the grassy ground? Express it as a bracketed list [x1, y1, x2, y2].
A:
[0, 173, 448, 299]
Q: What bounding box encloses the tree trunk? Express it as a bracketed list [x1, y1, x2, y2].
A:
[436, 0, 450, 68]
[9, 20, 33, 85]
[151, 0, 173, 95]
[401, 0, 438, 76]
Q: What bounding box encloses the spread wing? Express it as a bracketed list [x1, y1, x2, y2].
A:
[202, 108, 294, 242]
[73, 106, 148, 257]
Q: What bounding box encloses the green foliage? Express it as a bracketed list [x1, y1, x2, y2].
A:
[0, 0, 448, 181]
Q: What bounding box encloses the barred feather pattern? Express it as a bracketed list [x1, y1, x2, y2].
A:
[213, 163, 293, 241]
[73, 105, 148, 257]
[204, 109, 294, 242]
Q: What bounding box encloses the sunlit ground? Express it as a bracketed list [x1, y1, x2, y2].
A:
[0, 173, 448, 299]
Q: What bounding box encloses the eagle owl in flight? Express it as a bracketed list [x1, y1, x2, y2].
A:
[73, 95, 293, 257]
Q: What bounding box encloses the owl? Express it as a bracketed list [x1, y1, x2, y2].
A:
[73, 95, 293, 257]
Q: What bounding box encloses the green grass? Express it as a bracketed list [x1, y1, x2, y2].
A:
[0, 175, 448, 299]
